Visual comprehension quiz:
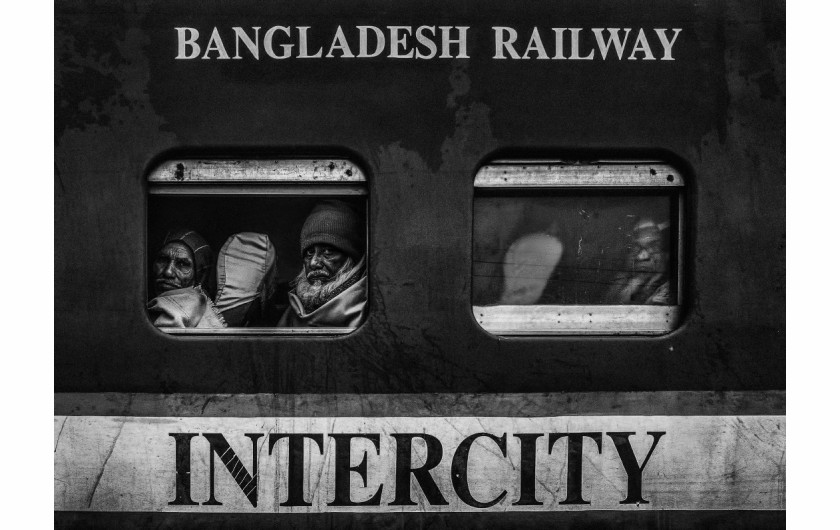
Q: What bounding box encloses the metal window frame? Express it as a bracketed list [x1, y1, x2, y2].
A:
[162, 327, 354, 336]
[473, 160, 685, 336]
[148, 159, 367, 196]
[147, 158, 368, 336]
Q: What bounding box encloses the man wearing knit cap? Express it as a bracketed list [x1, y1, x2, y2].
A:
[278, 201, 367, 328]
[147, 229, 226, 328]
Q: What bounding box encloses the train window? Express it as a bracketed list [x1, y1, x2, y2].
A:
[473, 160, 684, 335]
[147, 159, 368, 335]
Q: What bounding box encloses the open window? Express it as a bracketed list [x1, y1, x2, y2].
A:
[472, 160, 684, 335]
[147, 159, 368, 335]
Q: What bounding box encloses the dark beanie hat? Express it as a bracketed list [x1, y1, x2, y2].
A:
[163, 229, 213, 277]
[300, 201, 364, 260]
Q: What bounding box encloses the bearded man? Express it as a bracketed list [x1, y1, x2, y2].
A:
[147, 229, 226, 328]
[278, 201, 367, 328]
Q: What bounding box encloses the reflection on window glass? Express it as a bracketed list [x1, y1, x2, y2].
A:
[472, 160, 684, 335]
[474, 194, 675, 307]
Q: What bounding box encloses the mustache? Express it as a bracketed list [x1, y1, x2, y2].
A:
[292, 258, 358, 312]
[306, 270, 331, 282]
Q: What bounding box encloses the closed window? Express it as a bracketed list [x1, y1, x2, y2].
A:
[473, 160, 684, 335]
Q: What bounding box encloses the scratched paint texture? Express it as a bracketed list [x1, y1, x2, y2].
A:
[54, 415, 784, 512]
[54, 0, 784, 394]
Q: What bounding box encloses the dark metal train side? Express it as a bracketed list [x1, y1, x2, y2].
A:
[55, 0, 785, 526]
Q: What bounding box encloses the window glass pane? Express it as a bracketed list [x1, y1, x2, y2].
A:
[472, 162, 683, 335]
[474, 193, 675, 306]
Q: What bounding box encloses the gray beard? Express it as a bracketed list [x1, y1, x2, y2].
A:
[291, 258, 356, 313]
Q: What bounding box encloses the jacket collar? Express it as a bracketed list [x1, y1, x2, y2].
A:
[286, 275, 367, 328]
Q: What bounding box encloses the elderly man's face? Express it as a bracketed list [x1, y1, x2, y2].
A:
[303, 244, 350, 283]
[629, 227, 666, 273]
[153, 242, 196, 295]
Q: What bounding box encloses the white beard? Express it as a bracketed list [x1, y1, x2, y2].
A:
[291, 258, 357, 312]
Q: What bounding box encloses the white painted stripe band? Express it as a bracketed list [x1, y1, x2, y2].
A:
[55, 415, 784, 513]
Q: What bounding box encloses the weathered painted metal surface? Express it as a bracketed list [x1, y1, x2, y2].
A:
[55, 0, 785, 525]
[474, 163, 685, 188]
[474, 305, 680, 335]
[53, 391, 787, 418]
[55, 0, 785, 394]
[148, 159, 366, 183]
[55, 414, 784, 512]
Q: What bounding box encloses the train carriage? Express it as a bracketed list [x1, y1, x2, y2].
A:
[54, 0, 785, 527]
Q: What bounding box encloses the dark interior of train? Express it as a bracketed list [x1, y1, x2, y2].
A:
[147, 194, 367, 322]
[473, 189, 679, 306]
